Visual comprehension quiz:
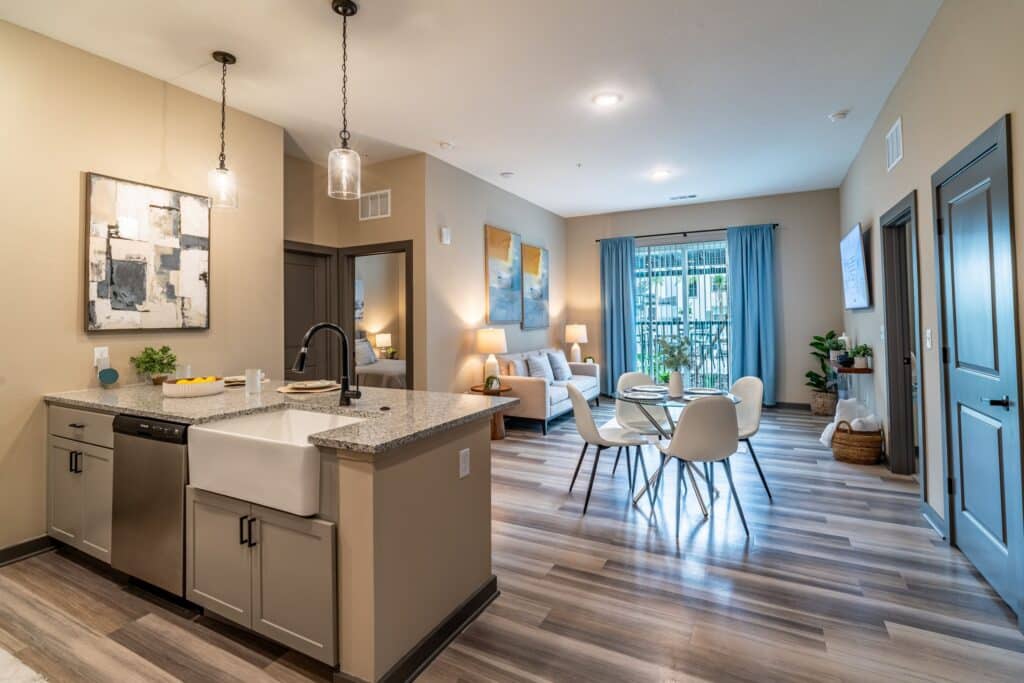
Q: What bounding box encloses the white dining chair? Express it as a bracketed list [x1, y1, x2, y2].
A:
[657, 395, 749, 536]
[731, 376, 772, 500]
[615, 372, 672, 435]
[567, 384, 650, 515]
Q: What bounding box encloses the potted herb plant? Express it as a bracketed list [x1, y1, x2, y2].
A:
[130, 345, 178, 385]
[806, 331, 839, 415]
[851, 343, 873, 369]
[657, 336, 691, 398]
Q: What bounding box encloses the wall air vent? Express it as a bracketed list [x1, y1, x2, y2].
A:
[886, 117, 903, 172]
[670, 194, 697, 201]
[359, 189, 391, 221]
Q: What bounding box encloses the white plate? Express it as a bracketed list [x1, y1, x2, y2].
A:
[685, 387, 725, 395]
[632, 385, 668, 394]
[290, 380, 336, 390]
[623, 391, 664, 400]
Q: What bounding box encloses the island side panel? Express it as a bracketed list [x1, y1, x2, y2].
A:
[364, 419, 493, 679]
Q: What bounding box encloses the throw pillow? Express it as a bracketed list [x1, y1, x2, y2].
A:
[507, 357, 527, 377]
[354, 338, 377, 366]
[526, 354, 554, 383]
[547, 350, 572, 381]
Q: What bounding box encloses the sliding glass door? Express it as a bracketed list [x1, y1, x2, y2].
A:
[633, 241, 729, 389]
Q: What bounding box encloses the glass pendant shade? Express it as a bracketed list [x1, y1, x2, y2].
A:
[328, 146, 361, 199]
[208, 167, 238, 209]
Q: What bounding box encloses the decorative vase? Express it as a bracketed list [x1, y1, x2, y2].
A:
[854, 356, 869, 369]
[668, 370, 684, 398]
[809, 390, 838, 416]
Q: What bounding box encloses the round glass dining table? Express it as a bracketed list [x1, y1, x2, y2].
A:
[615, 390, 742, 510]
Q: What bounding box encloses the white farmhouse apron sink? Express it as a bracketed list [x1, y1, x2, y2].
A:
[188, 409, 362, 516]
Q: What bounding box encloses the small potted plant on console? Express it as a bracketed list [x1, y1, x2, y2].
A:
[130, 345, 177, 385]
[851, 343, 873, 369]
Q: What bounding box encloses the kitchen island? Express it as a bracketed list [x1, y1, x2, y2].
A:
[44, 382, 516, 682]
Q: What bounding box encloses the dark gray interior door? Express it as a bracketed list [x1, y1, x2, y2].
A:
[284, 249, 333, 380]
[935, 115, 1021, 616]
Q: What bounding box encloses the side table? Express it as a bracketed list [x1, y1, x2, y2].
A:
[469, 384, 512, 440]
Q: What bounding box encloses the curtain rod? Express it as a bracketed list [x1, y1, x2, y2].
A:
[593, 223, 778, 243]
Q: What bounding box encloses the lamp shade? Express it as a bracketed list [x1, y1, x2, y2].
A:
[565, 324, 589, 344]
[375, 333, 392, 348]
[476, 328, 508, 355]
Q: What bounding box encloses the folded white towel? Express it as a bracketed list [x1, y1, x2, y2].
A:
[851, 415, 881, 432]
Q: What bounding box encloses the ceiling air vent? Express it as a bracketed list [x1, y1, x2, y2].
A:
[359, 189, 391, 221]
[886, 117, 903, 172]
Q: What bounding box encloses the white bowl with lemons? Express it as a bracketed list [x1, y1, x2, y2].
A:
[162, 376, 225, 398]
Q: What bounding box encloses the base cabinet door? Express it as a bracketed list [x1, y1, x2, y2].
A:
[79, 444, 113, 562]
[250, 505, 337, 666]
[186, 487, 253, 627]
[47, 437, 82, 545]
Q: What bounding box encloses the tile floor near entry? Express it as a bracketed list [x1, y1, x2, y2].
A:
[1, 407, 1023, 681]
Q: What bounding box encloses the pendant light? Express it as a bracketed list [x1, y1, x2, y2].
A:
[209, 50, 238, 209]
[328, 0, 360, 200]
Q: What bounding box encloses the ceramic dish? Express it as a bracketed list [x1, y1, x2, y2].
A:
[632, 384, 668, 393]
[162, 377, 225, 398]
[685, 387, 725, 395]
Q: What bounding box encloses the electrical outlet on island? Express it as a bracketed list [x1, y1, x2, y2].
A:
[459, 448, 471, 479]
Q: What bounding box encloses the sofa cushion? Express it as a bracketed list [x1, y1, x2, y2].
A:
[547, 350, 572, 381]
[548, 384, 569, 405]
[569, 374, 598, 394]
[506, 357, 527, 377]
[526, 354, 554, 383]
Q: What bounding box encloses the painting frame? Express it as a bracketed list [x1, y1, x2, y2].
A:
[521, 242, 549, 330]
[84, 172, 211, 332]
[484, 224, 522, 324]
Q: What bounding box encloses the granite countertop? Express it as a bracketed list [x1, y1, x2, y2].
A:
[44, 381, 518, 454]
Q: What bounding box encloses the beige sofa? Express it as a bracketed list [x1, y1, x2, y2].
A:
[496, 348, 600, 434]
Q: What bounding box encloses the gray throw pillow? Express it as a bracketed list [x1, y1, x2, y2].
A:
[526, 354, 554, 383]
[507, 358, 527, 377]
[354, 338, 377, 366]
[547, 350, 572, 381]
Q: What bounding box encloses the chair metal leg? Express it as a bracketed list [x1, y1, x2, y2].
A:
[651, 453, 667, 505]
[582, 447, 603, 515]
[708, 462, 715, 511]
[569, 443, 589, 492]
[745, 438, 772, 501]
[675, 458, 683, 537]
[721, 459, 750, 536]
[634, 447, 655, 506]
[624, 446, 633, 492]
[612, 446, 622, 475]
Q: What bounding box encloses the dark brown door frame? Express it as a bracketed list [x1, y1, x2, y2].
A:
[338, 240, 415, 390]
[880, 192, 933, 523]
[931, 114, 1018, 546]
[283, 241, 339, 379]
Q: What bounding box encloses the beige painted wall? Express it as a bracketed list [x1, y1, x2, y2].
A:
[839, 0, 1024, 517]
[355, 252, 405, 359]
[566, 189, 844, 404]
[424, 156, 568, 392]
[0, 21, 284, 551]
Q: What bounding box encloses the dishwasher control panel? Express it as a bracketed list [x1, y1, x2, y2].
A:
[113, 414, 188, 444]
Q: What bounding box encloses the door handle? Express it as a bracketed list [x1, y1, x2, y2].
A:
[68, 423, 86, 429]
[239, 515, 249, 545]
[985, 395, 1011, 409]
[247, 517, 258, 547]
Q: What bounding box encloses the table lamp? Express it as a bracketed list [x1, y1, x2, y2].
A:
[565, 324, 588, 362]
[476, 328, 507, 381]
[375, 332, 392, 353]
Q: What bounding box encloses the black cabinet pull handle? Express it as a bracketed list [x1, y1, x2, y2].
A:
[247, 518, 257, 547]
[68, 423, 86, 429]
[68, 450, 74, 473]
[73, 451, 79, 473]
[239, 515, 249, 545]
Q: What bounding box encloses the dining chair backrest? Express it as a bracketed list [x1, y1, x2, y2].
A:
[567, 383, 603, 444]
[731, 376, 764, 438]
[615, 371, 656, 428]
[661, 395, 738, 463]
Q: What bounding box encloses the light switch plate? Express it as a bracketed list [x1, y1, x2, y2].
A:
[925, 328, 933, 349]
[93, 346, 109, 369]
[440, 226, 452, 245]
[459, 448, 470, 478]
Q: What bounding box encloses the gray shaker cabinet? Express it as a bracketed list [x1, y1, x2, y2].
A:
[185, 487, 337, 666]
[47, 435, 113, 563]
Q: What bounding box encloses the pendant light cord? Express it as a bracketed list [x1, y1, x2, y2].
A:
[218, 59, 228, 170]
[340, 13, 350, 148]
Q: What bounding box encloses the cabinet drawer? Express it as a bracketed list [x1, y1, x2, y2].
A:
[48, 405, 114, 448]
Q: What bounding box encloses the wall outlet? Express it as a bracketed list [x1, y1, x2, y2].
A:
[440, 226, 452, 245]
[925, 328, 933, 349]
[459, 448, 470, 479]
[93, 346, 110, 369]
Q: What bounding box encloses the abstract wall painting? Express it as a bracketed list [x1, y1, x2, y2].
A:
[485, 225, 522, 324]
[85, 173, 210, 331]
[521, 243, 549, 329]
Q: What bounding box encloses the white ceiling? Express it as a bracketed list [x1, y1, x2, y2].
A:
[1, 0, 941, 217]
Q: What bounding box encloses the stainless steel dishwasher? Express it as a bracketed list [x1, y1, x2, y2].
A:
[112, 415, 189, 596]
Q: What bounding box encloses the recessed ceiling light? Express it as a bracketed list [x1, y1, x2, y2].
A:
[439, 141, 454, 150]
[828, 109, 850, 122]
[670, 194, 697, 201]
[591, 92, 623, 108]
[650, 168, 672, 181]
[499, 171, 515, 178]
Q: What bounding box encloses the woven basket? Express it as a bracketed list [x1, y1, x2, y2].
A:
[831, 420, 884, 465]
